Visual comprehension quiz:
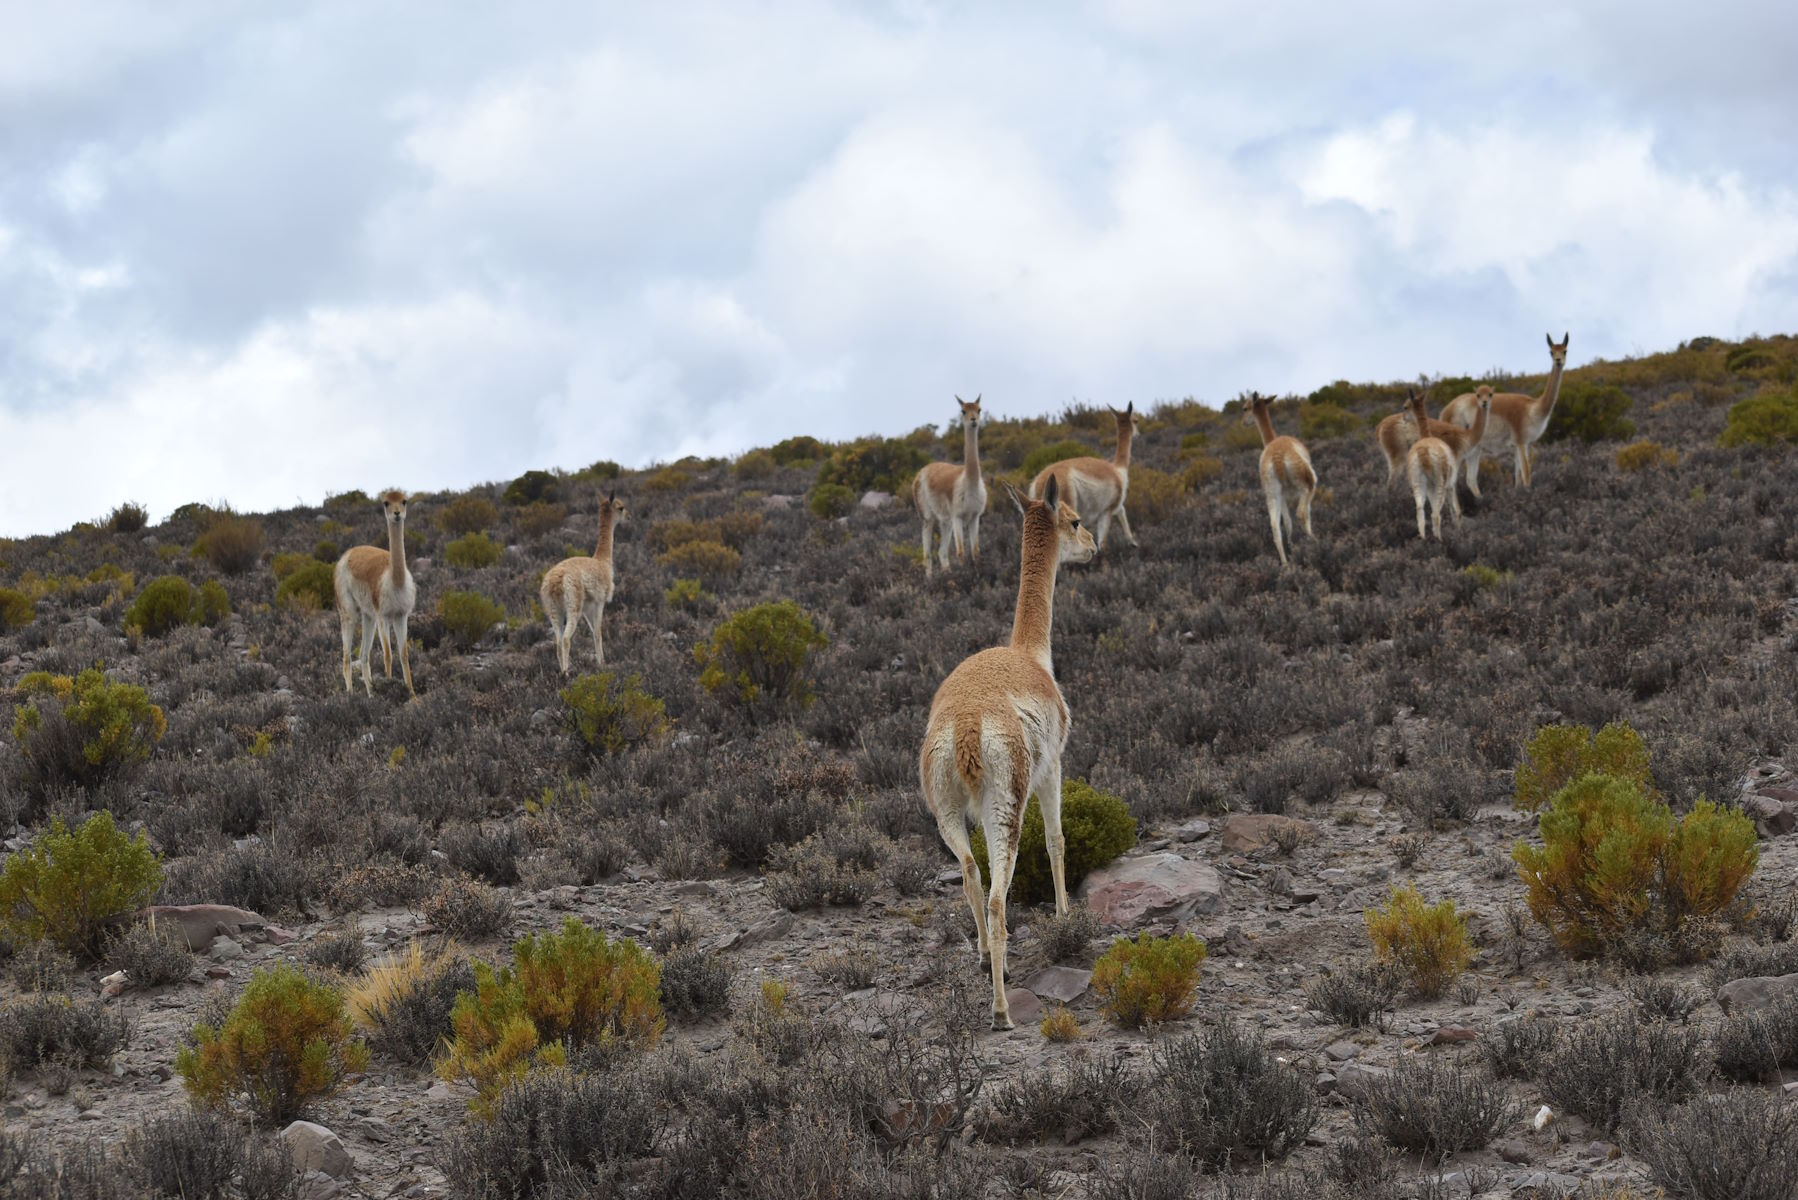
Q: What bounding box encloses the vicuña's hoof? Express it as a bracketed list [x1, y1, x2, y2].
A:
[991, 1011, 1014, 1032]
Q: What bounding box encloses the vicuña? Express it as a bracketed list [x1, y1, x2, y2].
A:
[335, 490, 418, 698]
[540, 489, 628, 674]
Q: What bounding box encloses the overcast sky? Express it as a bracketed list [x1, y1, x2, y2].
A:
[3, 1, 1797, 535]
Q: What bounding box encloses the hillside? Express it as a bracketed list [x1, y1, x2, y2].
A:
[3, 332, 1798, 1199]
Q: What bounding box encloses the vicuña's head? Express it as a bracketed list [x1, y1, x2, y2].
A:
[954, 393, 983, 426]
[1112, 400, 1138, 435]
[603, 488, 628, 523]
[1547, 332, 1570, 364]
[1013, 475, 1097, 566]
[1244, 392, 1272, 423]
[379, 490, 408, 527]
[1475, 385, 1494, 402]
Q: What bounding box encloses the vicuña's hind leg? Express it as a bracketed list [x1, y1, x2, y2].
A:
[357, 615, 379, 696]
[921, 521, 935, 577]
[394, 615, 415, 699]
[980, 808, 1020, 1030]
[929, 802, 989, 960]
[339, 610, 356, 692]
[1297, 486, 1315, 538]
[1464, 449, 1484, 499]
[1036, 761, 1070, 918]
[585, 601, 604, 669]
[1114, 506, 1137, 548]
[379, 622, 393, 678]
[1413, 485, 1429, 541]
[1266, 494, 1287, 566]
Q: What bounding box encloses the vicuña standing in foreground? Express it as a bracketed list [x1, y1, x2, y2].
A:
[541, 489, 627, 674]
[335, 490, 417, 698]
[919, 476, 1096, 1029]
[1375, 391, 1427, 487]
[1247, 393, 1316, 568]
[1406, 436, 1459, 541]
[1439, 333, 1570, 495]
[913, 394, 988, 576]
[1028, 403, 1138, 551]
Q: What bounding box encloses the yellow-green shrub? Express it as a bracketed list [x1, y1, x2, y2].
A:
[642, 466, 693, 493]
[1364, 885, 1473, 998]
[1124, 466, 1191, 522]
[1092, 931, 1206, 1027]
[806, 483, 855, 520]
[445, 532, 503, 569]
[269, 552, 311, 581]
[1615, 441, 1679, 472]
[502, 470, 558, 506]
[664, 578, 712, 609]
[439, 918, 663, 1112]
[107, 501, 149, 533]
[0, 587, 34, 632]
[1546, 380, 1636, 443]
[657, 539, 741, 583]
[1298, 401, 1359, 440]
[694, 601, 828, 712]
[1513, 775, 1756, 957]
[275, 561, 336, 611]
[1180, 454, 1224, 488]
[560, 672, 671, 755]
[124, 575, 229, 636]
[514, 501, 566, 540]
[440, 590, 505, 648]
[770, 435, 826, 465]
[12, 669, 167, 792]
[1222, 422, 1265, 453]
[437, 495, 499, 536]
[1718, 387, 1798, 448]
[1514, 722, 1654, 813]
[177, 964, 369, 1122]
[735, 449, 777, 479]
[816, 437, 929, 494]
[0, 811, 162, 959]
[1020, 439, 1092, 479]
[969, 780, 1137, 904]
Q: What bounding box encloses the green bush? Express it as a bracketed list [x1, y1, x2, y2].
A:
[735, 449, 777, 479]
[657, 539, 741, 583]
[0, 587, 34, 632]
[815, 437, 929, 494]
[1546, 379, 1636, 443]
[0, 811, 162, 959]
[664, 578, 712, 609]
[806, 483, 856, 520]
[313, 539, 339, 562]
[1123, 465, 1191, 522]
[176, 964, 369, 1123]
[192, 512, 264, 575]
[1364, 885, 1473, 998]
[1297, 401, 1359, 440]
[1616, 441, 1679, 472]
[643, 466, 693, 493]
[1021, 439, 1092, 479]
[514, 501, 566, 539]
[12, 669, 167, 793]
[1514, 775, 1757, 958]
[440, 590, 506, 648]
[561, 673, 672, 755]
[275, 560, 336, 611]
[1514, 721, 1654, 813]
[437, 495, 499, 536]
[439, 918, 663, 1113]
[445, 532, 503, 569]
[694, 601, 828, 713]
[324, 489, 371, 510]
[502, 470, 559, 506]
[1718, 387, 1798, 448]
[770, 435, 827, 465]
[269, 552, 310, 581]
[1092, 931, 1206, 1027]
[969, 780, 1138, 904]
[124, 575, 229, 636]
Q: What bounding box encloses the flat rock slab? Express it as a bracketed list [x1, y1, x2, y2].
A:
[1331, 1062, 1390, 1101]
[1218, 814, 1317, 855]
[1716, 972, 1798, 1016]
[1745, 794, 1797, 838]
[710, 910, 795, 952]
[1079, 852, 1224, 926]
[1021, 966, 1093, 1004]
[142, 904, 266, 952]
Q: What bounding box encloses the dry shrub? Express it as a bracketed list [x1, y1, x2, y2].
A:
[1356, 1056, 1516, 1160]
[437, 495, 498, 536]
[658, 539, 741, 583]
[193, 512, 264, 574]
[346, 942, 475, 1066]
[1616, 441, 1679, 472]
[1124, 466, 1191, 522]
[514, 501, 566, 539]
[1141, 1019, 1317, 1170]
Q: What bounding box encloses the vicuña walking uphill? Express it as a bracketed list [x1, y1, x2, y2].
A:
[335, 490, 418, 698]
[1028, 403, 1138, 551]
[541, 489, 628, 674]
[919, 476, 1096, 1029]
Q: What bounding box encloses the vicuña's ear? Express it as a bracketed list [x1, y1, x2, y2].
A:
[1126, 401, 1134, 416]
[607, 488, 615, 502]
[1043, 474, 1059, 509]
[1005, 484, 1025, 514]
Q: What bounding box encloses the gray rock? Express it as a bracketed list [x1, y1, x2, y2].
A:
[296, 1173, 343, 1200]
[1217, 813, 1317, 855]
[1324, 1039, 1359, 1062]
[712, 910, 795, 952]
[1493, 1137, 1533, 1165]
[859, 491, 893, 509]
[1175, 819, 1211, 842]
[763, 494, 796, 510]
[141, 904, 266, 952]
[1079, 852, 1225, 926]
[1746, 794, 1797, 838]
[207, 937, 244, 962]
[1020, 966, 1093, 1003]
[1332, 1062, 1391, 1101]
[1716, 972, 1798, 1016]
[1004, 988, 1044, 1025]
[281, 1121, 354, 1179]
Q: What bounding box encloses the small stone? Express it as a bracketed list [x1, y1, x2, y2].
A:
[1217, 814, 1317, 855]
[1004, 988, 1044, 1025]
[1493, 1137, 1533, 1165]
[1324, 1039, 1359, 1062]
[205, 966, 231, 979]
[1175, 819, 1211, 842]
[1428, 1025, 1478, 1045]
[208, 937, 244, 962]
[859, 490, 893, 510]
[711, 910, 795, 952]
[425, 1081, 456, 1102]
[264, 924, 298, 946]
[1716, 972, 1798, 1016]
[296, 1172, 343, 1200]
[280, 1121, 354, 1180]
[1745, 794, 1797, 838]
[1332, 1062, 1390, 1101]
[1583, 1141, 1618, 1161]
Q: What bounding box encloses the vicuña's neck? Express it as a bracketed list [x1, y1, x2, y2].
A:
[1113, 421, 1133, 467]
[1252, 407, 1277, 446]
[388, 519, 407, 585]
[1470, 404, 1490, 442]
[1009, 522, 1059, 667]
[1410, 396, 1428, 425]
[1535, 358, 1566, 419]
[594, 511, 616, 560]
[962, 419, 981, 480]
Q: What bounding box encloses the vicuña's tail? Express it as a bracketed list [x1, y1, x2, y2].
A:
[953, 712, 984, 789]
